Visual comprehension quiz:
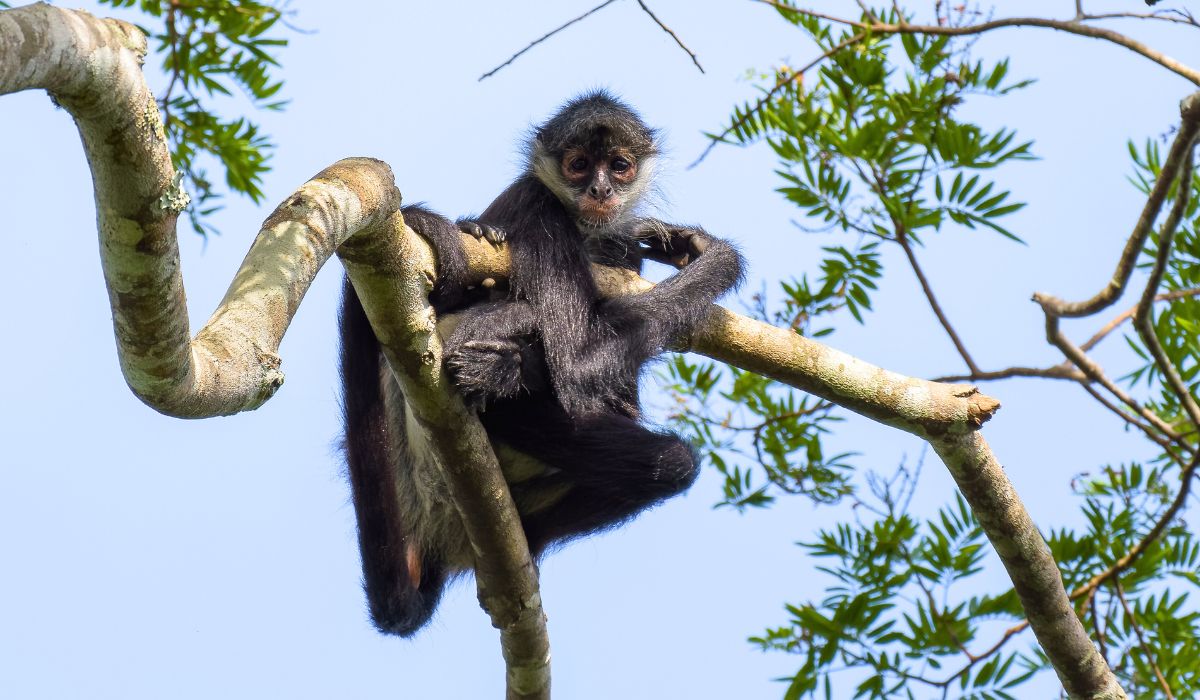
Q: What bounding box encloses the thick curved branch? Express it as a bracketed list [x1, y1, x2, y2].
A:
[0, 6, 550, 698]
[1, 4, 393, 417]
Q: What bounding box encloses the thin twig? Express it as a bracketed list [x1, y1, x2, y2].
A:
[689, 31, 865, 168]
[1076, 380, 1189, 461]
[1114, 578, 1176, 700]
[635, 0, 704, 73]
[1041, 313, 1185, 442]
[897, 233, 981, 374]
[933, 365, 1086, 383]
[1081, 10, 1200, 28]
[1080, 288, 1200, 352]
[750, 0, 1200, 85]
[478, 0, 620, 81]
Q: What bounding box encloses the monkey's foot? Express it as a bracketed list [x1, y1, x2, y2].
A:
[445, 339, 526, 409]
[457, 219, 507, 244]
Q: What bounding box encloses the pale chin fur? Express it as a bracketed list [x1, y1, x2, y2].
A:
[531, 142, 659, 236]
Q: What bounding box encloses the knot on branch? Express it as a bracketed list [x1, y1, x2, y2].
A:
[956, 385, 1002, 428]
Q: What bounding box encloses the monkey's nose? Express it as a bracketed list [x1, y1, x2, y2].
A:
[588, 184, 614, 200]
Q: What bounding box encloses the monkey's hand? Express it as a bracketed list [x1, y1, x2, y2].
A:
[456, 218, 507, 244]
[445, 338, 543, 410]
[631, 219, 709, 268]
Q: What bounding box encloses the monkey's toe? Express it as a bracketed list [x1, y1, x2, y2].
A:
[463, 339, 522, 357]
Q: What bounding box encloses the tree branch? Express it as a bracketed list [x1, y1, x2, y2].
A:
[478, 0, 620, 81]
[635, 0, 704, 73]
[933, 365, 1086, 383]
[751, 1, 1200, 86]
[1080, 288, 1200, 352]
[898, 233, 980, 374]
[339, 213, 552, 700]
[1034, 94, 1200, 318]
[1132, 139, 1200, 427]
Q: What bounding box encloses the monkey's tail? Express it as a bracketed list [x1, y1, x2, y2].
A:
[339, 276, 447, 637]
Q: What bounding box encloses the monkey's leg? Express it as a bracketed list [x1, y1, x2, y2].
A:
[485, 405, 700, 553]
[444, 301, 546, 408]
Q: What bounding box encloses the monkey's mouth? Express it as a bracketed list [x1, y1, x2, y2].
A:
[577, 201, 621, 226]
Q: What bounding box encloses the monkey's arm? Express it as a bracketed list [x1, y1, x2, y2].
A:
[607, 221, 745, 356]
[402, 205, 502, 313]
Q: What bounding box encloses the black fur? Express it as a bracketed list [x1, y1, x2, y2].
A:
[340, 91, 745, 636]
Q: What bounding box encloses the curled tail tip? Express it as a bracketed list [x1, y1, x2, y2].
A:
[367, 587, 440, 637]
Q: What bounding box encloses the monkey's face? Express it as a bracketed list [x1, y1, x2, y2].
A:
[559, 146, 640, 226]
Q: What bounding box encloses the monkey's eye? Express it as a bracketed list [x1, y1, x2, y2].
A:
[569, 157, 589, 172]
[611, 158, 631, 173]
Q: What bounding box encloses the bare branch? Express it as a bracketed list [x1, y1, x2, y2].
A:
[1080, 288, 1200, 352]
[1132, 140, 1200, 427]
[933, 365, 1086, 383]
[1040, 312, 1185, 442]
[1035, 96, 1200, 318]
[898, 234, 981, 374]
[1076, 381, 1190, 461]
[635, 0, 704, 73]
[1080, 10, 1200, 28]
[478, 0, 620, 81]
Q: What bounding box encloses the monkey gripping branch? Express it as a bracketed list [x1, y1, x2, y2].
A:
[0, 5, 1126, 700]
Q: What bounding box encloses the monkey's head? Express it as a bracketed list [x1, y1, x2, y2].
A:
[530, 90, 659, 228]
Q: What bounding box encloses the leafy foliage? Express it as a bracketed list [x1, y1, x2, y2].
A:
[663, 4, 1200, 698]
[99, 0, 290, 236]
[753, 488, 1039, 700]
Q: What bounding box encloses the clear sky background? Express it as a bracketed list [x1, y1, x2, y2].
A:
[2, 1, 1198, 698]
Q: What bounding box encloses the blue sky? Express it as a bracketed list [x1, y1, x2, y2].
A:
[2, 1, 1198, 698]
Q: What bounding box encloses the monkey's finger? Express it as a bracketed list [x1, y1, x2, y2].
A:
[457, 221, 484, 238]
[481, 225, 507, 244]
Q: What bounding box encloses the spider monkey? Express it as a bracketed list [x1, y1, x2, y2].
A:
[339, 90, 744, 636]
